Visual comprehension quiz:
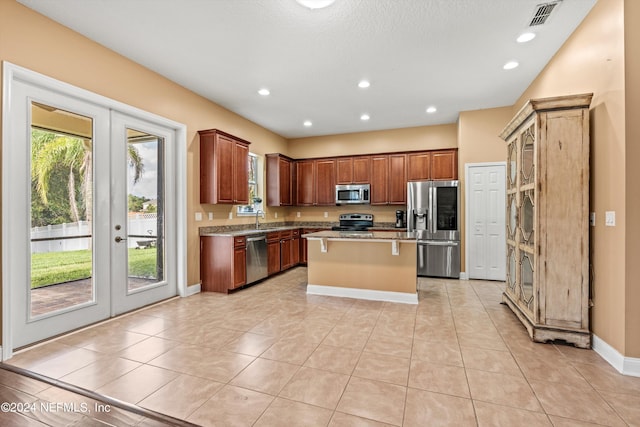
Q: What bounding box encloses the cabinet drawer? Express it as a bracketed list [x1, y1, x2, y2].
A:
[267, 232, 280, 242]
[280, 230, 293, 239]
[234, 236, 246, 248]
[292, 229, 301, 238]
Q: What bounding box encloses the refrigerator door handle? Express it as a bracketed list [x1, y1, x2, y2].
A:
[428, 185, 434, 234]
[421, 240, 459, 246]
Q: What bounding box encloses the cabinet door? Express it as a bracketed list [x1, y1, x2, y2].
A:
[215, 134, 235, 204]
[352, 156, 371, 183]
[336, 158, 353, 184]
[370, 155, 389, 205]
[388, 154, 407, 204]
[315, 159, 336, 206]
[296, 160, 315, 206]
[279, 157, 292, 206]
[407, 152, 430, 181]
[233, 247, 246, 288]
[431, 150, 458, 180]
[291, 236, 300, 266]
[280, 238, 292, 270]
[233, 141, 249, 204]
[267, 239, 281, 275]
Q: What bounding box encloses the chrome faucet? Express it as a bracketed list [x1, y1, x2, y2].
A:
[255, 209, 265, 229]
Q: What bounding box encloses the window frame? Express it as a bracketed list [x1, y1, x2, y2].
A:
[236, 153, 263, 215]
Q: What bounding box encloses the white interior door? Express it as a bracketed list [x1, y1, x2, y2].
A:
[466, 163, 506, 280]
[6, 80, 112, 349]
[110, 111, 177, 315]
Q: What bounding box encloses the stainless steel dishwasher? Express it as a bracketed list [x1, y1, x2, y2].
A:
[246, 235, 268, 284]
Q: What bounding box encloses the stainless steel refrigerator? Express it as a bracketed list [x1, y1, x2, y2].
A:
[407, 180, 460, 278]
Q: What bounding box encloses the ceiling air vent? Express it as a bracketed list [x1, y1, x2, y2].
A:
[529, 1, 561, 26]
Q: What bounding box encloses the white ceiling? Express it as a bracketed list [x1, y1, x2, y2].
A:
[18, 0, 597, 139]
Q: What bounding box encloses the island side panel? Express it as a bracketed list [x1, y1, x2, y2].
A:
[306, 239, 417, 293]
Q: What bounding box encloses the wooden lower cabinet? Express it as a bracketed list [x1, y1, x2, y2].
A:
[280, 230, 293, 270]
[291, 229, 301, 266]
[200, 235, 246, 293]
[267, 232, 281, 276]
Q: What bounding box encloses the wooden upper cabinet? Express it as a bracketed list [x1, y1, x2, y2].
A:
[388, 154, 407, 204]
[315, 159, 336, 205]
[431, 149, 458, 180]
[407, 152, 431, 181]
[370, 155, 389, 205]
[295, 159, 315, 206]
[336, 158, 354, 184]
[266, 154, 293, 206]
[199, 129, 251, 204]
[336, 156, 370, 184]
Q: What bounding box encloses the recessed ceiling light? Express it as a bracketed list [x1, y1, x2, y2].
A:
[358, 80, 370, 88]
[426, 106, 437, 114]
[503, 61, 519, 70]
[517, 32, 536, 43]
[258, 88, 270, 96]
[360, 114, 370, 121]
[303, 120, 312, 127]
[295, 0, 336, 9]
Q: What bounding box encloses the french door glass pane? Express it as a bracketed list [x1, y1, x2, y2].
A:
[126, 128, 165, 292]
[30, 102, 94, 318]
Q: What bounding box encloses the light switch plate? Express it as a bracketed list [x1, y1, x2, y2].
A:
[195, 212, 202, 221]
[228, 212, 233, 220]
[297, 212, 301, 218]
[605, 211, 615, 226]
[208, 212, 213, 220]
[589, 212, 596, 226]
[275, 212, 278, 219]
[324, 212, 328, 218]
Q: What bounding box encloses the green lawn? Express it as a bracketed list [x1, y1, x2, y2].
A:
[31, 248, 158, 289]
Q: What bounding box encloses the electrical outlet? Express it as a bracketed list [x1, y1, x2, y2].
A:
[296, 212, 301, 218]
[275, 212, 278, 219]
[589, 212, 595, 226]
[195, 212, 202, 221]
[605, 211, 615, 226]
[208, 212, 213, 220]
[228, 212, 233, 220]
[324, 212, 328, 218]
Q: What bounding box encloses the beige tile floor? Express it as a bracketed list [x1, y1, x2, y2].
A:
[5, 267, 640, 426]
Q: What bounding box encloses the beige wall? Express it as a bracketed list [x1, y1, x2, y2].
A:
[287, 123, 457, 159]
[514, 0, 633, 356]
[624, 0, 640, 357]
[0, 0, 288, 289]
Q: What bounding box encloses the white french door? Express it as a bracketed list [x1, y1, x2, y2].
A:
[466, 163, 506, 281]
[110, 111, 177, 315]
[3, 64, 182, 355]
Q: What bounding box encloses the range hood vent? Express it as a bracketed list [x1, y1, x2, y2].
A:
[529, 1, 561, 26]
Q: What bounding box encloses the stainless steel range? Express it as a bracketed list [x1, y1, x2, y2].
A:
[331, 213, 374, 231]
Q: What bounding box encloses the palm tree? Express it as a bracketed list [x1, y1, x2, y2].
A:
[31, 129, 144, 224]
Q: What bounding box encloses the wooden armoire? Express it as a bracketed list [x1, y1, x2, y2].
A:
[499, 93, 592, 348]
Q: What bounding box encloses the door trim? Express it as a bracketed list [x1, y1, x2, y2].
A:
[2, 61, 187, 360]
[464, 161, 506, 281]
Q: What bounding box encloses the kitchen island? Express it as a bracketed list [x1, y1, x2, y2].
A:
[302, 230, 418, 304]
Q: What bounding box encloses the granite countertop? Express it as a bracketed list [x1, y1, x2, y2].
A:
[199, 222, 404, 237]
[302, 230, 417, 241]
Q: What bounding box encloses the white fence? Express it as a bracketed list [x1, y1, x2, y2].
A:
[31, 213, 158, 253]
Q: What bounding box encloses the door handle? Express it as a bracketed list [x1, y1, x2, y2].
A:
[115, 236, 127, 243]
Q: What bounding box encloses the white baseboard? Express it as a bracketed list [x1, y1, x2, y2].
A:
[184, 283, 201, 297]
[307, 284, 418, 305]
[592, 334, 640, 377]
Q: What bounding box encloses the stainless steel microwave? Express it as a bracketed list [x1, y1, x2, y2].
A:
[335, 184, 371, 205]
